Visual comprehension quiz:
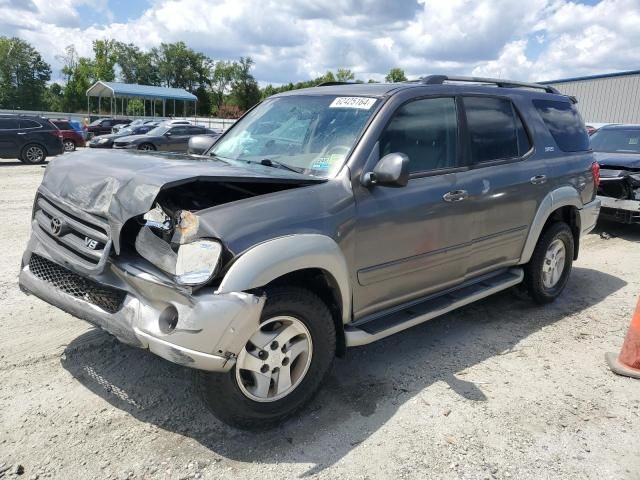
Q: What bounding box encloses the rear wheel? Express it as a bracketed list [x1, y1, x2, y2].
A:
[21, 144, 47, 164]
[524, 222, 574, 304]
[63, 139, 76, 152]
[138, 143, 156, 151]
[199, 286, 336, 429]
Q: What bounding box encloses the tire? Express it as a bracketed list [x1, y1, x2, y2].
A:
[523, 221, 574, 304]
[138, 143, 156, 151]
[199, 286, 336, 429]
[63, 139, 76, 152]
[21, 144, 47, 164]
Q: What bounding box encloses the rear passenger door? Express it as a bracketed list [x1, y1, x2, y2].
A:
[165, 126, 192, 151]
[459, 95, 549, 279]
[0, 118, 21, 158]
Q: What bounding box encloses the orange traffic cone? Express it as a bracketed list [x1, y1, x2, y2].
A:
[606, 297, 640, 379]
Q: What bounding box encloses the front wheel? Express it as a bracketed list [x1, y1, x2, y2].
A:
[524, 222, 574, 304]
[199, 286, 336, 429]
[138, 143, 156, 151]
[21, 144, 47, 164]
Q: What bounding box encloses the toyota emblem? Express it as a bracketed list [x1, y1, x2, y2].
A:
[50, 217, 63, 236]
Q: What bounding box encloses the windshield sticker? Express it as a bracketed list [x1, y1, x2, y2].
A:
[329, 97, 377, 110]
[311, 153, 346, 172]
[629, 137, 639, 145]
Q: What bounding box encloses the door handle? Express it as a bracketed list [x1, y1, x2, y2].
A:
[17, 132, 26, 135]
[530, 174, 547, 185]
[443, 190, 469, 202]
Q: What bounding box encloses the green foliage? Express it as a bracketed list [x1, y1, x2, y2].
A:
[0, 34, 413, 118]
[126, 99, 144, 116]
[336, 68, 355, 82]
[230, 57, 261, 111]
[0, 37, 51, 110]
[385, 68, 407, 83]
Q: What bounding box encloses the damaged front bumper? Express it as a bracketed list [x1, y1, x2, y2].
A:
[19, 232, 265, 372]
[596, 195, 640, 224]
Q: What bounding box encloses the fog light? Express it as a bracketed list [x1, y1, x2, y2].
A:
[159, 305, 179, 333]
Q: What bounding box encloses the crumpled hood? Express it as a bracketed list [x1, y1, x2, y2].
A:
[594, 151, 640, 170]
[41, 149, 323, 252]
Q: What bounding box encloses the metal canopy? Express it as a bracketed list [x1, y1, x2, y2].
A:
[86, 81, 197, 101]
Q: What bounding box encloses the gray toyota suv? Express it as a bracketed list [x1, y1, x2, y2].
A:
[19, 76, 601, 428]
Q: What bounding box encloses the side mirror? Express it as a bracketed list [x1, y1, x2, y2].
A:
[362, 152, 409, 187]
[188, 134, 219, 155]
[164, 132, 172, 137]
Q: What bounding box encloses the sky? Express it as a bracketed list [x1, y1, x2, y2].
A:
[0, 0, 639, 85]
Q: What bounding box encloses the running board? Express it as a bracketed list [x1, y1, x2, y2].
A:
[345, 268, 524, 347]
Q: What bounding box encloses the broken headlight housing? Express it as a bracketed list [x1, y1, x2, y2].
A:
[175, 240, 222, 285]
[136, 205, 222, 285]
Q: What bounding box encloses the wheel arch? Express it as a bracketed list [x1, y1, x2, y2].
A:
[520, 186, 582, 264]
[217, 234, 351, 326]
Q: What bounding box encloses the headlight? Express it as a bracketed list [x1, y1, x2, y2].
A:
[175, 240, 222, 285]
[97, 137, 110, 143]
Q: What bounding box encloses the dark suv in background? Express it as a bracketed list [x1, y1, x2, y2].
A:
[85, 118, 131, 139]
[0, 115, 64, 164]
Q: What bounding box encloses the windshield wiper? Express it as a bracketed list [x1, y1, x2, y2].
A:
[258, 158, 304, 173]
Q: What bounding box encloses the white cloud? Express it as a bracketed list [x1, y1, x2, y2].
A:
[1, 0, 640, 84]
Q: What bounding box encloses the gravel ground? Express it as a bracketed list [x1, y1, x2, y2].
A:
[0, 158, 639, 480]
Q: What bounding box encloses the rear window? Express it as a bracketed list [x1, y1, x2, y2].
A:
[463, 96, 531, 163]
[53, 121, 72, 130]
[532, 99, 589, 152]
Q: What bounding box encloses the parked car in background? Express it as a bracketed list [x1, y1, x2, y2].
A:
[51, 119, 86, 152]
[89, 123, 160, 148]
[85, 118, 131, 139]
[18, 76, 600, 428]
[0, 115, 64, 164]
[187, 133, 222, 155]
[591, 124, 640, 224]
[112, 119, 158, 134]
[113, 124, 216, 152]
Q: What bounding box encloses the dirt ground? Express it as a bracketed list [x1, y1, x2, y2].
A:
[0, 158, 639, 480]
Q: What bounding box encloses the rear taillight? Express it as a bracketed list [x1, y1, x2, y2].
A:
[591, 162, 600, 188]
[48, 130, 63, 139]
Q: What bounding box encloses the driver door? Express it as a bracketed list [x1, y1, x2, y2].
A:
[352, 96, 474, 319]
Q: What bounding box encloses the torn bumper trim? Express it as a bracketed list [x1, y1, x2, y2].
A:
[579, 198, 601, 236]
[19, 239, 265, 373]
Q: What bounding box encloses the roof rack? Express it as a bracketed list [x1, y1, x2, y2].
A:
[419, 75, 560, 94]
[316, 81, 358, 87]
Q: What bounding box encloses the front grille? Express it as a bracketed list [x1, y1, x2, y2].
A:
[33, 194, 110, 270]
[29, 254, 125, 313]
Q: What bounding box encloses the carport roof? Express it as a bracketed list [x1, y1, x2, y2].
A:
[86, 81, 197, 101]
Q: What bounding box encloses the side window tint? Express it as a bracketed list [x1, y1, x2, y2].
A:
[532, 99, 589, 152]
[0, 119, 20, 129]
[102, 120, 112, 127]
[20, 120, 41, 129]
[380, 97, 458, 173]
[463, 96, 523, 163]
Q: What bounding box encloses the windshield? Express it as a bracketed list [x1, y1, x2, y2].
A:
[118, 127, 135, 136]
[590, 129, 640, 153]
[146, 126, 169, 136]
[210, 95, 379, 177]
[89, 119, 103, 126]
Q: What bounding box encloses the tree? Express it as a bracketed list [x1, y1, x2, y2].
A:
[230, 57, 261, 111]
[210, 60, 235, 112]
[113, 42, 159, 85]
[385, 68, 407, 83]
[62, 56, 95, 112]
[0, 37, 51, 110]
[335, 68, 355, 82]
[44, 82, 64, 111]
[93, 39, 116, 81]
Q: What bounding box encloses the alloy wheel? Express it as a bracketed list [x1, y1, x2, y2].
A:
[235, 316, 313, 402]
